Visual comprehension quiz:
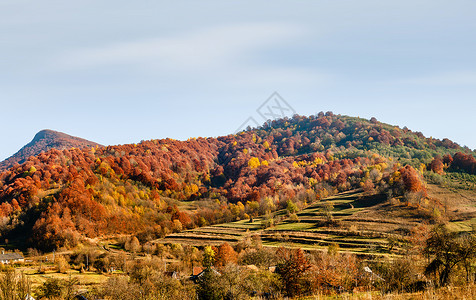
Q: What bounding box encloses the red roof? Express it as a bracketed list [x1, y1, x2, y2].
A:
[192, 266, 204, 276]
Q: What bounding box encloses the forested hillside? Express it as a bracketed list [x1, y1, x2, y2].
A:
[0, 113, 474, 250]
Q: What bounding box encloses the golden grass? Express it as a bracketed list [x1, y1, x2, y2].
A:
[14, 265, 109, 290]
[301, 284, 476, 300]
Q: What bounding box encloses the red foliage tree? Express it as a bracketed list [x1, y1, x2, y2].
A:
[276, 247, 312, 297]
[451, 152, 476, 174]
[429, 156, 445, 175]
[400, 165, 426, 195]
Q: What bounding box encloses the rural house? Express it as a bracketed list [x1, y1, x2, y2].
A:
[0, 251, 24, 264]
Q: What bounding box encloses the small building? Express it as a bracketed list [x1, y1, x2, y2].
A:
[190, 266, 220, 282]
[363, 266, 384, 283]
[190, 266, 204, 282]
[0, 252, 24, 264]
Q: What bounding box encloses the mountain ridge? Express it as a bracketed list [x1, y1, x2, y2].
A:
[0, 129, 102, 172]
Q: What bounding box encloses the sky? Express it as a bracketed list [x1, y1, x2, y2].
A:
[1, 0, 476, 160]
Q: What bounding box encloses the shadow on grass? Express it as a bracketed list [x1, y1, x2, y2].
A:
[351, 193, 387, 209]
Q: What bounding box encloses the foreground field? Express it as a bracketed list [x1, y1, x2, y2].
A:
[302, 284, 476, 300]
[1, 179, 474, 299]
[14, 265, 109, 291]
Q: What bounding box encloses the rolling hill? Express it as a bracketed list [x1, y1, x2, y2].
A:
[0, 113, 475, 251]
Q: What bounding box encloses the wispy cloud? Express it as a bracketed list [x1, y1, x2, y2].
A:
[224, 65, 333, 87]
[392, 71, 476, 86]
[54, 22, 333, 89]
[57, 23, 305, 72]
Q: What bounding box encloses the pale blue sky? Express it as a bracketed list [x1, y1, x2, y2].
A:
[1, 1, 476, 160]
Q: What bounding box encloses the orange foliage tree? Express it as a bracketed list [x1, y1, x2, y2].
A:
[214, 242, 238, 267]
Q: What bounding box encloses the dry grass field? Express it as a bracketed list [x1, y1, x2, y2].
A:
[300, 284, 476, 299]
[12, 264, 110, 292]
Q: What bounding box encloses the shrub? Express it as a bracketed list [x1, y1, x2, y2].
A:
[56, 255, 70, 273]
[0, 268, 31, 300]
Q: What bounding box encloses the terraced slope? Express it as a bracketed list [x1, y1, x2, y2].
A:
[156, 187, 476, 257]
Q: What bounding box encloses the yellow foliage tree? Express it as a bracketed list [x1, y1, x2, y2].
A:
[173, 219, 183, 232]
[248, 157, 260, 169]
[203, 246, 215, 268]
[28, 166, 37, 174]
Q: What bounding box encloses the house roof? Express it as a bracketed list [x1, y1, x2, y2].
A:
[192, 266, 204, 276]
[190, 266, 221, 281]
[0, 253, 24, 261]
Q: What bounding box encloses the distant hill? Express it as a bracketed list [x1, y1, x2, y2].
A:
[0, 129, 102, 171]
[0, 113, 475, 251]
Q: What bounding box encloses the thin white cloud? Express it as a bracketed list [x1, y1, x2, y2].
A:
[53, 22, 334, 89]
[225, 65, 333, 87]
[57, 23, 306, 71]
[392, 71, 476, 86]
